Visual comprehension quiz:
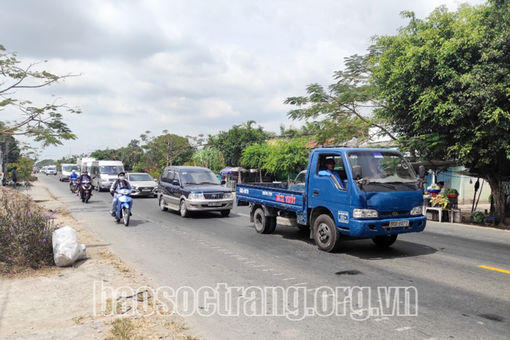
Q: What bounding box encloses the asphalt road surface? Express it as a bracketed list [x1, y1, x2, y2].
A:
[39, 175, 510, 340]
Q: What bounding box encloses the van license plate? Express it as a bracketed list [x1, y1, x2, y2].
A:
[389, 220, 409, 228]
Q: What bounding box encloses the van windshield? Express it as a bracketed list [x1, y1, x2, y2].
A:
[100, 166, 123, 175]
[179, 169, 220, 185]
[348, 151, 418, 191]
[62, 165, 78, 172]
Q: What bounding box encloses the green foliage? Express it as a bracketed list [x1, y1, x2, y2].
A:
[190, 147, 225, 172]
[0, 44, 80, 146]
[208, 121, 272, 166]
[35, 159, 56, 167]
[0, 126, 20, 164]
[8, 157, 34, 182]
[471, 211, 486, 224]
[0, 188, 56, 272]
[444, 188, 459, 195]
[370, 1, 510, 223]
[142, 133, 193, 169]
[285, 54, 397, 145]
[264, 138, 309, 182]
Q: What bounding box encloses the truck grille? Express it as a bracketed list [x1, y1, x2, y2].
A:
[379, 210, 409, 218]
[204, 193, 224, 199]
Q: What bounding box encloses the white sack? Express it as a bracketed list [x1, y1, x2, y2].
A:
[52, 226, 86, 267]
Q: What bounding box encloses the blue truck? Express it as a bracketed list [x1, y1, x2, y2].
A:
[236, 147, 427, 252]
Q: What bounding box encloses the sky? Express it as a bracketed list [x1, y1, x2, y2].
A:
[0, 0, 485, 160]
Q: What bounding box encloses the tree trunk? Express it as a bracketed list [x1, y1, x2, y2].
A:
[485, 174, 506, 226]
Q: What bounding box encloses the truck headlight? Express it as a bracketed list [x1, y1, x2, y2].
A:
[410, 206, 423, 216]
[189, 192, 205, 200]
[352, 209, 378, 219]
[223, 192, 233, 199]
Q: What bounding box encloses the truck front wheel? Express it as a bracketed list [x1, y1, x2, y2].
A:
[253, 208, 276, 234]
[372, 234, 397, 248]
[313, 214, 341, 252]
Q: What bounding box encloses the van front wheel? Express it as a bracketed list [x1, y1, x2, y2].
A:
[313, 214, 341, 252]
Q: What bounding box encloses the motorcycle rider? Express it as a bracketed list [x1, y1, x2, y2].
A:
[69, 169, 78, 190]
[77, 169, 92, 197]
[110, 172, 131, 216]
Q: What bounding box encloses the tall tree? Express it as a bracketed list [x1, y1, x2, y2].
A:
[371, 1, 510, 224]
[191, 147, 225, 172]
[241, 143, 271, 181]
[263, 138, 309, 182]
[208, 120, 272, 166]
[0, 44, 79, 146]
[285, 54, 397, 145]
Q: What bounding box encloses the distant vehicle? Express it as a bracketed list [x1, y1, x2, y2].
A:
[39, 166, 48, 174]
[126, 172, 158, 197]
[90, 160, 124, 191]
[236, 147, 427, 252]
[157, 166, 234, 217]
[45, 165, 57, 176]
[76, 157, 96, 174]
[59, 164, 79, 182]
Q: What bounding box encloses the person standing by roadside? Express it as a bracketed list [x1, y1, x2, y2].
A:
[11, 166, 18, 187]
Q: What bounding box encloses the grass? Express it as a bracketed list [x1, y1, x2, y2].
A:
[108, 318, 134, 340]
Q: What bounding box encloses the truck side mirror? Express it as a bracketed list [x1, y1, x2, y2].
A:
[352, 165, 362, 180]
[418, 165, 425, 179]
[221, 180, 226, 185]
[172, 179, 180, 186]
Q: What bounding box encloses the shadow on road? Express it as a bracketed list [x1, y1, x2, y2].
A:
[337, 239, 437, 260]
[272, 226, 437, 259]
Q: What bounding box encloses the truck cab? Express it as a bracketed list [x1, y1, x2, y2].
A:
[236, 147, 426, 252]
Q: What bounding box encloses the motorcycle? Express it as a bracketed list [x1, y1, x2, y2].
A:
[113, 188, 133, 226]
[80, 179, 93, 203]
[70, 178, 79, 193]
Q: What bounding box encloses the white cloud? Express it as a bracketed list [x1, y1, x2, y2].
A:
[0, 0, 486, 159]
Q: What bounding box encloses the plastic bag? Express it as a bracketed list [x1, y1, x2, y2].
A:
[52, 226, 87, 267]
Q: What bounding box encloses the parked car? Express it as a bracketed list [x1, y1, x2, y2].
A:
[157, 166, 233, 217]
[126, 172, 158, 197]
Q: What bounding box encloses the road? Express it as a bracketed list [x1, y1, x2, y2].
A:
[39, 175, 510, 339]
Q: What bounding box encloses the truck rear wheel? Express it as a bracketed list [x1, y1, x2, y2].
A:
[372, 234, 397, 248]
[253, 208, 276, 234]
[313, 214, 341, 252]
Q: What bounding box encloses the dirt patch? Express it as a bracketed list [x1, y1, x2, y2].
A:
[0, 181, 197, 339]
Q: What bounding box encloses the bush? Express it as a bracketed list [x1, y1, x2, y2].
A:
[0, 188, 57, 272]
[471, 211, 485, 224]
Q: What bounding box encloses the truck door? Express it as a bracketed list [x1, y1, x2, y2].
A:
[308, 153, 351, 228]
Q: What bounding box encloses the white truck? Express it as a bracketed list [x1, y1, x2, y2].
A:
[90, 160, 125, 191]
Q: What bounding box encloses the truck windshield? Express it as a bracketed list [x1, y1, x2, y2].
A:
[180, 169, 220, 185]
[100, 166, 123, 175]
[348, 151, 418, 191]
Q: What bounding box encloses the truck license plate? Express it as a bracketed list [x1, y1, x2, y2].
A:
[389, 220, 410, 228]
[208, 202, 222, 207]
